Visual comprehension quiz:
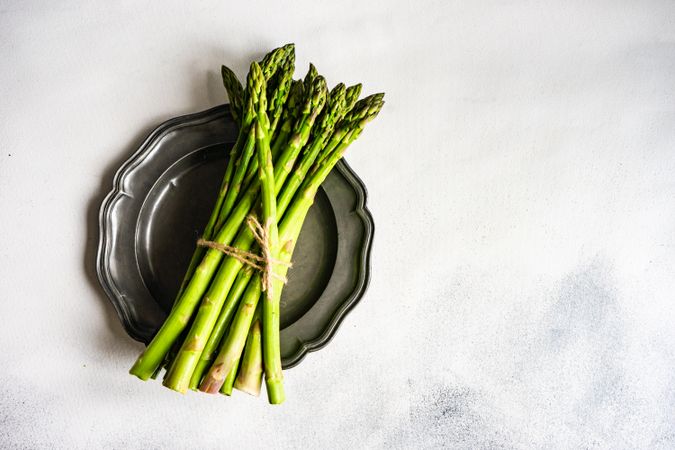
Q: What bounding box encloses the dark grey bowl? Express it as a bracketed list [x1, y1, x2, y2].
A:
[97, 105, 373, 368]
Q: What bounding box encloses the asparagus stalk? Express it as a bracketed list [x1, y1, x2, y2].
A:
[234, 304, 263, 396]
[186, 79, 307, 387]
[314, 92, 385, 169]
[267, 54, 295, 135]
[217, 129, 256, 229]
[253, 89, 284, 403]
[196, 79, 331, 395]
[220, 363, 238, 396]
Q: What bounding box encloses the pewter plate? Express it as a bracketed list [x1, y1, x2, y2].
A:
[97, 105, 373, 368]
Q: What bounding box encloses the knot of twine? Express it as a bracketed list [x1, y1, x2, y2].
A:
[197, 215, 291, 297]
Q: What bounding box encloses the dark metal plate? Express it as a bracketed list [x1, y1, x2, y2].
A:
[97, 105, 373, 368]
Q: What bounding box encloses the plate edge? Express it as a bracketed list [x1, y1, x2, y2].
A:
[96, 105, 232, 342]
[96, 105, 375, 369]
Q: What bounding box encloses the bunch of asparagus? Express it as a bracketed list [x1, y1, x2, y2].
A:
[129, 44, 384, 404]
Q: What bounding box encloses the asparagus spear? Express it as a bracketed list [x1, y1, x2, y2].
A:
[220, 361, 239, 396]
[198, 96, 282, 399]
[303, 63, 318, 92]
[233, 304, 263, 396]
[221, 65, 244, 125]
[196, 80, 331, 395]
[260, 44, 294, 81]
[271, 80, 304, 156]
[344, 84, 362, 115]
[252, 87, 284, 402]
[158, 63, 269, 392]
[267, 54, 295, 135]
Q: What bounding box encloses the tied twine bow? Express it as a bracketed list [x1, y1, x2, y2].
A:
[196, 216, 291, 297]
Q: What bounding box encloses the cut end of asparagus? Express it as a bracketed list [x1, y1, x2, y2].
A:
[220, 364, 238, 396]
[199, 376, 224, 394]
[234, 377, 262, 397]
[265, 378, 286, 404]
[162, 377, 190, 394]
[129, 359, 154, 381]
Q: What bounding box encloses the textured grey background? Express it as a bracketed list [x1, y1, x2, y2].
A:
[1, 1, 674, 448]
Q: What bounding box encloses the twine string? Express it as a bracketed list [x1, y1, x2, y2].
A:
[196, 215, 291, 297]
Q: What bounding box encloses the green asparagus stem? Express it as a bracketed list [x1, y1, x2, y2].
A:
[268, 97, 383, 402]
[234, 304, 263, 396]
[187, 76, 305, 388]
[220, 362, 238, 396]
[254, 92, 284, 404]
[263, 94, 384, 403]
[314, 92, 384, 169]
[272, 77, 328, 195]
[221, 65, 244, 125]
[174, 140, 236, 298]
[215, 62, 274, 227]
[218, 127, 256, 227]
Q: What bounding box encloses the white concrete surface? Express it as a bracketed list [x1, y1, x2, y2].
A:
[1, 1, 674, 448]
